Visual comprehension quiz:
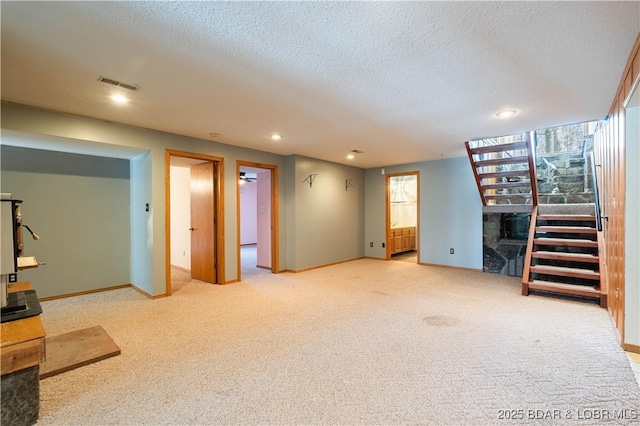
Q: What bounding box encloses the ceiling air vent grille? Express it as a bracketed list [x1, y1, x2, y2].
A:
[98, 76, 139, 91]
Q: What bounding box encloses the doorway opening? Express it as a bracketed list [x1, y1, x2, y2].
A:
[166, 150, 224, 296]
[237, 161, 279, 281]
[386, 172, 419, 263]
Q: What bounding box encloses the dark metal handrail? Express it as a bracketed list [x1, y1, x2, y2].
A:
[590, 152, 603, 232]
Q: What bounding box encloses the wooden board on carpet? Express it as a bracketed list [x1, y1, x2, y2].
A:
[39, 325, 121, 379]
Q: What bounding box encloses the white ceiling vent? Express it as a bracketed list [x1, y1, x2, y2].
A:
[98, 76, 139, 91]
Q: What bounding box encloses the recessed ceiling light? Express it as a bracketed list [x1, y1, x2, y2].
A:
[347, 154, 355, 160]
[271, 134, 282, 141]
[495, 109, 517, 118]
[209, 132, 220, 138]
[110, 94, 129, 104]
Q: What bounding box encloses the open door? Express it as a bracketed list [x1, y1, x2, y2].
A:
[236, 161, 279, 281]
[166, 149, 224, 296]
[386, 172, 419, 262]
[190, 162, 216, 283]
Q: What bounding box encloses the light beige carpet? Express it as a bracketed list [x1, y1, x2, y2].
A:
[240, 244, 272, 278]
[38, 259, 640, 425]
[170, 266, 191, 294]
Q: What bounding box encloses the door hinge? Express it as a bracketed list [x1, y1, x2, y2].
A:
[615, 288, 620, 300]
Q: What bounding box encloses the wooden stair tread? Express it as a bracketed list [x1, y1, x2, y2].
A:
[477, 170, 530, 180]
[474, 156, 530, 168]
[533, 238, 598, 248]
[537, 214, 596, 221]
[532, 251, 599, 263]
[469, 141, 528, 155]
[522, 202, 606, 307]
[530, 264, 600, 280]
[528, 280, 601, 298]
[482, 182, 532, 190]
[535, 226, 596, 234]
[485, 193, 531, 200]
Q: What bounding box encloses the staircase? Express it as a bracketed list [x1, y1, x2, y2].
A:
[465, 133, 538, 206]
[466, 134, 607, 306]
[521, 204, 606, 307]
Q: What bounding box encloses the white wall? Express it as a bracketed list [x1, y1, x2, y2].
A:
[625, 104, 639, 347]
[257, 171, 272, 268]
[1, 103, 369, 292]
[130, 151, 154, 295]
[240, 181, 258, 245]
[285, 156, 296, 269]
[364, 167, 388, 257]
[3, 102, 485, 295]
[1, 103, 289, 293]
[170, 166, 191, 270]
[0, 146, 131, 298]
[289, 155, 365, 271]
[365, 157, 483, 270]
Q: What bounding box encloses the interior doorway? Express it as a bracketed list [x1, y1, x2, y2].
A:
[386, 172, 420, 263]
[236, 161, 279, 281]
[165, 150, 224, 296]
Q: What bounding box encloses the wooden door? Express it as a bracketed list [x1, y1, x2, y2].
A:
[190, 162, 216, 283]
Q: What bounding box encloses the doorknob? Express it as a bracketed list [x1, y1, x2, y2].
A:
[189, 228, 195, 231]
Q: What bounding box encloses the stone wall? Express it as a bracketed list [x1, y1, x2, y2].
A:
[483, 212, 529, 276]
[535, 136, 595, 204]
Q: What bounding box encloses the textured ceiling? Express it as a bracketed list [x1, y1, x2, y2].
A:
[1, 2, 638, 168]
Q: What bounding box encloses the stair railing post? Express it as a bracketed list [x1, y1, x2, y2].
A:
[521, 205, 538, 296]
[525, 132, 539, 206]
[590, 152, 603, 232]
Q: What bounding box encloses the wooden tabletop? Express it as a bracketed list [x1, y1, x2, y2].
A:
[7, 281, 33, 293]
[1, 282, 46, 348]
[1, 282, 46, 375]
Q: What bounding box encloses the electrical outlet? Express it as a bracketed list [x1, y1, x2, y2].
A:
[450, 248, 454, 254]
[369, 242, 373, 247]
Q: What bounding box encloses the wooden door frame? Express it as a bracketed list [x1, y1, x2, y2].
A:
[385, 171, 420, 260]
[165, 149, 225, 296]
[236, 160, 279, 281]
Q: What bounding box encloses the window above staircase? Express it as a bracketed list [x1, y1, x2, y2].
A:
[466, 120, 598, 207]
[534, 121, 598, 204]
[465, 132, 537, 206]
